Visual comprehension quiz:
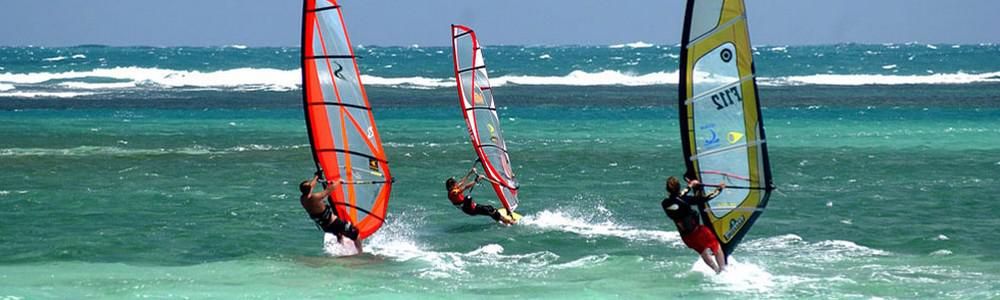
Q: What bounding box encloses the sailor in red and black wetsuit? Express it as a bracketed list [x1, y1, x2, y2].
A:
[446, 168, 514, 225]
[661, 176, 727, 273]
[299, 172, 363, 254]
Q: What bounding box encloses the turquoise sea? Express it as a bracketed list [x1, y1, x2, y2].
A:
[2, 45, 1000, 299]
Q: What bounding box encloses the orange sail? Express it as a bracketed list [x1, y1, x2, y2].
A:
[301, 0, 393, 239]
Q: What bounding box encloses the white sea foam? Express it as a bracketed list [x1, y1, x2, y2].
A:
[881, 64, 897, 70]
[691, 257, 777, 293]
[226, 44, 248, 49]
[2, 67, 1000, 93]
[609, 41, 654, 49]
[359, 75, 453, 89]
[71, 54, 87, 59]
[58, 81, 137, 90]
[521, 209, 680, 244]
[42, 56, 68, 62]
[322, 234, 361, 257]
[491, 70, 678, 86]
[0, 67, 301, 91]
[765, 71, 1000, 86]
[0, 91, 93, 98]
[360, 213, 560, 279]
[742, 234, 890, 263]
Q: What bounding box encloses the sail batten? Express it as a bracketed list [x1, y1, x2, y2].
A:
[678, 0, 773, 257]
[301, 0, 392, 240]
[451, 25, 520, 211]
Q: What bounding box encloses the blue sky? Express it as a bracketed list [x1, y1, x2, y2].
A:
[1, 0, 998, 46]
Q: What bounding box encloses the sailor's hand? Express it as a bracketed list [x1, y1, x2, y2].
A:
[718, 182, 726, 189]
[314, 169, 323, 177]
[475, 175, 484, 183]
[688, 179, 701, 188]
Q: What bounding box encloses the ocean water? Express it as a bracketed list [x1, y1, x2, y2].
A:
[1, 45, 999, 299]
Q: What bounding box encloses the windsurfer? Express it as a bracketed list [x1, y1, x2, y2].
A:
[300, 171, 363, 254]
[446, 168, 515, 225]
[661, 176, 727, 273]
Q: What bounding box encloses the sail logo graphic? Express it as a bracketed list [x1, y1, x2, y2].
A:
[720, 48, 733, 63]
[333, 62, 347, 80]
[701, 124, 720, 148]
[487, 123, 499, 143]
[723, 215, 746, 240]
[727, 132, 744, 144]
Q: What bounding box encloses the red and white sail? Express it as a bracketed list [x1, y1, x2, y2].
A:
[450, 25, 519, 211]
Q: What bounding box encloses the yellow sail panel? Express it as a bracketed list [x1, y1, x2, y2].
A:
[678, 0, 773, 257]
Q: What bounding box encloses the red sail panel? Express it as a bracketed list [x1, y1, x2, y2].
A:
[450, 24, 520, 211]
[302, 0, 392, 239]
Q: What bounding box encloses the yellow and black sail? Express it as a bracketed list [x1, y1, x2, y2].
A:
[678, 0, 774, 257]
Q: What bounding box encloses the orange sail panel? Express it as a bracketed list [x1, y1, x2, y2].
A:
[302, 0, 392, 240]
[450, 25, 519, 212]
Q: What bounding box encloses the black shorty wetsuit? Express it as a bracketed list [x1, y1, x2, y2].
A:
[450, 190, 502, 221]
[310, 204, 360, 240]
[661, 195, 702, 235]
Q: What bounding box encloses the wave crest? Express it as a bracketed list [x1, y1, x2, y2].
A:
[3, 66, 1000, 97]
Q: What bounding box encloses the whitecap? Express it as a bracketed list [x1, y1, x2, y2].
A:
[764, 71, 1000, 86]
[741, 234, 891, 263]
[609, 41, 653, 48]
[0, 66, 301, 91]
[490, 70, 678, 86]
[0, 91, 93, 98]
[521, 209, 680, 244]
[42, 56, 67, 62]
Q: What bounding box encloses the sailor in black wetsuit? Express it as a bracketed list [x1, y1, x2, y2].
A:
[300, 171, 362, 254]
[661, 176, 726, 273]
[445, 168, 514, 225]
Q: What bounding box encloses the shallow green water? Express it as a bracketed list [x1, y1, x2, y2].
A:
[2, 105, 999, 299]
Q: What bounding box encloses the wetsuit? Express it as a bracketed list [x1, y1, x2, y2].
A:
[448, 188, 503, 221]
[661, 192, 720, 252]
[309, 204, 360, 240]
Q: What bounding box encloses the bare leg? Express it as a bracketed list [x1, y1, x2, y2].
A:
[700, 249, 720, 273]
[712, 245, 726, 273]
[353, 239, 363, 254]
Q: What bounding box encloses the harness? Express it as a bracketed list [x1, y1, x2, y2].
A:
[309, 204, 336, 231]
